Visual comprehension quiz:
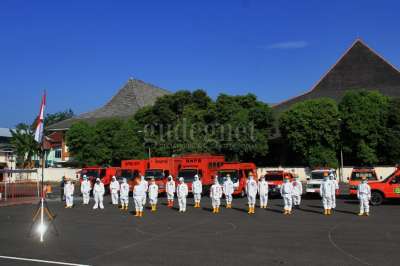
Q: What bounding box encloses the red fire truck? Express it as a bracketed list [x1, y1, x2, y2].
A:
[80, 166, 118, 191]
[144, 157, 183, 192]
[177, 154, 225, 192]
[116, 159, 149, 191]
[263, 170, 294, 197]
[367, 167, 400, 205]
[217, 162, 257, 197]
[348, 167, 378, 196]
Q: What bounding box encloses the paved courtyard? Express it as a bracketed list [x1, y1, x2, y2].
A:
[0, 196, 399, 266]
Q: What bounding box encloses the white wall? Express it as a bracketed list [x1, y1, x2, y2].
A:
[35, 168, 80, 182]
[257, 166, 396, 183]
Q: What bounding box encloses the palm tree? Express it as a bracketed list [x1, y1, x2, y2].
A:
[10, 123, 39, 168]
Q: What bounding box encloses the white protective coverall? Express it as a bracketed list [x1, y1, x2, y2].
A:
[292, 178, 303, 207]
[140, 176, 148, 206]
[246, 175, 258, 214]
[166, 176, 176, 201]
[280, 179, 294, 213]
[119, 178, 130, 209]
[357, 180, 371, 215]
[210, 179, 223, 212]
[258, 177, 269, 208]
[330, 174, 339, 209]
[93, 179, 105, 209]
[320, 177, 334, 214]
[192, 175, 203, 207]
[148, 182, 159, 206]
[64, 181, 74, 208]
[110, 177, 120, 205]
[176, 178, 188, 212]
[223, 176, 234, 207]
[133, 182, 146, 214]
[80, 177, 91, 205]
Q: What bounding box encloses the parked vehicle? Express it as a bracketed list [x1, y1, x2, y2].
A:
[368, 167, 400, 205]
[264, 170, 294, 196]
[80, 166, 118, 193]
[348, 167, 378, 196]
[177, 154, 225, 192]
[306, 168, 338, 195]
[217, 162, 257, 197]
[144, 157, 182, 192]
[117, 159, 149, 191]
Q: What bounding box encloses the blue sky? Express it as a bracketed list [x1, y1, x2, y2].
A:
[1, 0, 399, 127]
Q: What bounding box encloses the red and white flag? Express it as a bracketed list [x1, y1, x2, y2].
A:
[34, 91, 46, 143]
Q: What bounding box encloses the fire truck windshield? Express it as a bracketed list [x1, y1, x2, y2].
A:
[145, 169, 164, 180]
[265, 174, 283, 181]
[117, 170, 135, 180]
[178, 169, 198, 182]
[82, 170, 99, 179]
[351, 172, 377, 181]
[217, 170, 239, 183]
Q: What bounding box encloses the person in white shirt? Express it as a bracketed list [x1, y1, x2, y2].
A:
[148, 178, 159, 212]
[245, 173, 258, 215]
[258, 176, 269, 209]
[176, 177, 188, 213]
[110, 176, 120, 206]
[133, 178, 146, 217]
[292, 176, 303, 209]
[357, 176, 371, 216]
[192, 175, 202, 208]
[64, 180, 74, 208]
[210, 177, 223, 214]
[166, 175, 176, 208]
[280, 177, 294, 215]
[80, 175, 91, 205]
[119, 178, 130, 211]
[93, 178, 105, 210]
[223, 174, 234, 209]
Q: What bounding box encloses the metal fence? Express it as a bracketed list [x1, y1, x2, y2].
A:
[0, 169, 40, 205]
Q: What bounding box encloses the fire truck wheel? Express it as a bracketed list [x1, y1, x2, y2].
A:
[370, 191, 383, 206]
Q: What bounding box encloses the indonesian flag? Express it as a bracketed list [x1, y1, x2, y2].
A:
[34, 91, 46, 143]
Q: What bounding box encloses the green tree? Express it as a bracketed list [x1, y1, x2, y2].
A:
[339, 90, 389, 165]
[379, 98, 400, 164]
[66, 121, 97, 166]
[279, 98, 339, 168]
[10, 123, 39, 168]
[44, 109, 74, 127]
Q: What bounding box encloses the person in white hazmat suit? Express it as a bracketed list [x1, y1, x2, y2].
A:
[258, 176, 269, 209]
[280, 176, 294, 215]
[192, 175, 202, 208]
[329, 173, 339, 210]
[119, 178, 130, 211]
[110, 176, 120, 206]
[140, 175, 148, 207]
[64, 180, 74, 208]
[148, 178, 159, 212]
[292, 176, 303, 209]
[80, 175, 91, 205]
[133, 178, 146, 217]
[320, 174, 334, 215]
[223, 174, 234, 209]
[357, 176, 371, 216]
[245, 173, 258, 215]
[176, 177, 188, 213]
[166, 175, 176, 208]
[93, 178, 105, 210]
[210, 177, 223, 213]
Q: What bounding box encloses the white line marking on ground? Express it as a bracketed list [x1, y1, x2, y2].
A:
[0, 255, 91, 266]
[327, 223, 373, 266]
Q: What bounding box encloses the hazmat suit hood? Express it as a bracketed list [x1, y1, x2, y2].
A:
[122, 178, 127, 183]
[168, 175, 173, 181]
[194, 175, 199, 181]
[179, 177, 184, 183]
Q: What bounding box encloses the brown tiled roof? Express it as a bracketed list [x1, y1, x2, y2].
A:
[48, 78, 170, 130]
[273, 39, 400, 112]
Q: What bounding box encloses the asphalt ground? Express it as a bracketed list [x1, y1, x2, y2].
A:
[0, 195, 399, 266]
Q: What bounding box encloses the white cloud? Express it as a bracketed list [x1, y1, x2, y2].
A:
[264, 41, 309, 50]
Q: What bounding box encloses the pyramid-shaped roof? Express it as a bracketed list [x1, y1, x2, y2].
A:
[274, 39, 400, 112]
[48, 78, 170, 130]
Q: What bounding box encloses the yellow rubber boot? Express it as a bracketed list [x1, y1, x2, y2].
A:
[248, 207, 252, 214]
[134, 211, 139, 217]
[252, 207, 255, 214]
[365, 212, 369, 216]
[358, 212, 364, 216]
[139, 211, 143, 217]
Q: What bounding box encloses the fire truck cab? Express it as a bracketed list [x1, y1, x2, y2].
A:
[116, 159, 149, 191]
[368, 167, 400, 205]
[263, 170, 294, 196]
[306, 168, 338, 195]
[348, 167, 378, 196]
[144, 157, 182, 193]
[217, 162, 257, 197]
[177, 154, 225, 192]
[80, 166, 118, 190]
